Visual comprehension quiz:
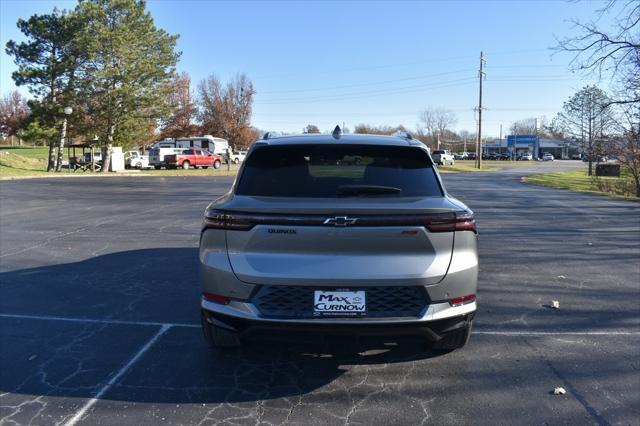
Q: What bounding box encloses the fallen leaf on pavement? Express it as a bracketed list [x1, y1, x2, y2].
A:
[553, 387, 566, 395]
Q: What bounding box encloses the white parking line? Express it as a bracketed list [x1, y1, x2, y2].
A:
[1, 313, 639, 336]
[63, 324, 171, 426]
[0, 313, 199, 328]
[473, 330, 639, 336]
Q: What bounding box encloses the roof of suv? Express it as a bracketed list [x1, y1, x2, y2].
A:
[256, 133, 427, 148]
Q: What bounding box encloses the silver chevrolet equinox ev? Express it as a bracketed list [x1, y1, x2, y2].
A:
[199, 131, 478, 351]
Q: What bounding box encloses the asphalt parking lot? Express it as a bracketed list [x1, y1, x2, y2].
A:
[1, 161, 638, 425]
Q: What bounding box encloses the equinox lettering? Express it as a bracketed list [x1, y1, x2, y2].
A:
[267, 228, 297, 234]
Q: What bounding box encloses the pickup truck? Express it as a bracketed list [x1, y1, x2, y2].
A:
[230, 150, 248, 164]
[125, 151, 150, 169]
[164, 148, 222, 170]
[431, 150, 455, 166]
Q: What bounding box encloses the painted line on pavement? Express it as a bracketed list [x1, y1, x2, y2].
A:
[0, 313, 199, 328]
[63, 324, 171, 426]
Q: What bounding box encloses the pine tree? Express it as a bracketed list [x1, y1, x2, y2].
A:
[6, 9, 83, 171]
[76, 0, 180, 171]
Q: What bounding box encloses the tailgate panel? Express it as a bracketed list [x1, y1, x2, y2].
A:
[226, 225, 453, 286]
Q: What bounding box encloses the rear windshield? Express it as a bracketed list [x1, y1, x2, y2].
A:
[236, 144, 443, 198]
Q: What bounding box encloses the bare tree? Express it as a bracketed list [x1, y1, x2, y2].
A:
[610, 118, 640, 196]
[198, 73, 256, 149]
[510, 117, 538, 135]
[556, 1, 639, 106]
[353, 124, 407, 135]
[554, 86, 616, 175]
[159, 72, 199, 139]
[0, 91, 30, 142]
[418, 107, 457, 148]
[303, 124, 320, 134]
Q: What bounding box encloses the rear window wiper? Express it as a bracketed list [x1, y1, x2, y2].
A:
[336, 185, 402, 197]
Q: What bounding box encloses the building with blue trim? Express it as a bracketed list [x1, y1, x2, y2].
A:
[483, 135, 580, 159]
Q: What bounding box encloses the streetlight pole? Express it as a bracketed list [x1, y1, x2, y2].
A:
[56, 106, 73, 172]
[476, 51, 485, 169]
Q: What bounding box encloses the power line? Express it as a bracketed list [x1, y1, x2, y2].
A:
[255, 78, 477, 105]
[252, 107, 560, 118]
[253, 54, 476, 80]
[254, 49, 551, 80]
[258, 68, 476, 94]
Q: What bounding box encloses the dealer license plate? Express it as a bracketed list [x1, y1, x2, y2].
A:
[313, 290, 366, 316]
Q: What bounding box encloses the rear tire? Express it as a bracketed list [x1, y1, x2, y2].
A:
[182, 161, 190, 170]
[432, 321, 472, 351]
[213, 160, 221, 169]
[201, 311, 241, 348]
[233, 158, 240, 164]
[154, 165, 161, 170]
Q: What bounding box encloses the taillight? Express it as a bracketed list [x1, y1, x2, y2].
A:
[203, 209, 226, 229]
[203, 209, 254, 231]
[426, 212, 476, 233]
[202, 292, 230, 304]
[448, 294, 476, 307]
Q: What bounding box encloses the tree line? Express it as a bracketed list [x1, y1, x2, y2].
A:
[2, 0, 258, 172]
[1, 0, 637, 191]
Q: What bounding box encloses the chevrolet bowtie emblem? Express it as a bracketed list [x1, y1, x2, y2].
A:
[323, 216, 358, 226]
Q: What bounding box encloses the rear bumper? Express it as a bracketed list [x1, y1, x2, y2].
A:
[201, 298, 476, 342]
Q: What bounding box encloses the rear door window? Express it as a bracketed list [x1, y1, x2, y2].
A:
[236, 144, 442, 198]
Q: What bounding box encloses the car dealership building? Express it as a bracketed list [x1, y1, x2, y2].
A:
[483, 135, 579, 159]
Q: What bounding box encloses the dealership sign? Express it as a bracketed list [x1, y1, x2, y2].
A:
[507, 135, 539, 146]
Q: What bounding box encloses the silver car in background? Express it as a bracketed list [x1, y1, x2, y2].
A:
[199, 131, 478, 351]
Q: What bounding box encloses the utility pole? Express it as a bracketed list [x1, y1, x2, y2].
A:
[533, 117, 540, 160]
[499, 124, 504, 159]
[475, 51, 486, 169]
[437, 134, 441, 150]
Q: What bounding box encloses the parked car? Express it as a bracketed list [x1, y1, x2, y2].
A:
[518, 153, 533, 161]
[199, 131, 478, 351]
[453, 152, 465, 160]
[542, 153, 555, 161]
[124, 151, 150, 169]
[432, 150, 455, 166]
[482, 153, 498, 160]
[467, 152, 477, 160]
[230, 150, 247, 164]
[498, 153, 512, 160]
[571, 154, 582, 160]
[164, 148, 222, 169]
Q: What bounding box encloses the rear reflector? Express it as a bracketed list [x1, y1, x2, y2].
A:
[448, 294, 476, 307]
[202, 292, 230, 304]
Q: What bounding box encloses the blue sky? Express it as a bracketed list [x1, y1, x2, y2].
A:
[0, 0, 611, 136]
